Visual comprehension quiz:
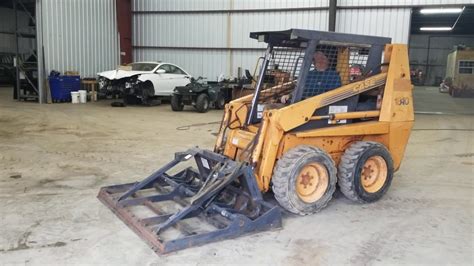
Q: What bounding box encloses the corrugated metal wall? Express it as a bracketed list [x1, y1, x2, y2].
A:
[131, 0, 472, 79]
[40, 0, 119, 78]
[132, 0, 330, 80]
[132, 0, 329, 11]
[336, 8, 411, 43]
[0, 7, 36, 55]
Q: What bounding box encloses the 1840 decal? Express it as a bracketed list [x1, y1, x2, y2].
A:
[395, 97, 410, 105]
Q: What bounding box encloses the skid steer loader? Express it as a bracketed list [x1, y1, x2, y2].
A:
[98, 29, 414, 255]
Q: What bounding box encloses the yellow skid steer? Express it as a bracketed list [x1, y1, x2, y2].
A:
[98, 29, 414, 254]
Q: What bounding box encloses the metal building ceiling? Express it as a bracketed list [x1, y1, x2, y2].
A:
[411, 6, 474, 35]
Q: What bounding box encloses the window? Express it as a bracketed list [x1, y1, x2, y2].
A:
[167, 65, 178, 74]
[459, 60, 474, 74]
[129, 63, 158, 71]
[157, 64, 186, 74]
[157, 64, 171, 73]
[173, 66, 186, 75]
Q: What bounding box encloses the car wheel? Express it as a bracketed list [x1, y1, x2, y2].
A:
[195, 93, 209, 113]
[141, 81, 155, 106]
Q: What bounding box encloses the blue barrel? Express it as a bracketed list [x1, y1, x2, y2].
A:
[49, 75, 81, 102]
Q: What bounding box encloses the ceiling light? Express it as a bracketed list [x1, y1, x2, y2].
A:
[420, 8, 463, 14]
[420, 27, 452, 31]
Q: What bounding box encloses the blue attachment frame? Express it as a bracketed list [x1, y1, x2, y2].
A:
[97, 148, 282, 255]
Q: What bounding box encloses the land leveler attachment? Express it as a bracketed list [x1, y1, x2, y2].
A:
[99, 29, 413, 255]
[98, 148, 281, 254]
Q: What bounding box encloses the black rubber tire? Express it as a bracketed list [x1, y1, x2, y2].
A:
[338, 141, 394, 203]
[141, 81, 155, 105]
[272, 145, 337, 215]
[171, 94, 184, 111]
[215, 94, 226, 109]
[123, 94, 139, 105]
[195, 93, 209, 113]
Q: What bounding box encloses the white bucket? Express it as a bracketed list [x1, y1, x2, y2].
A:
[71, 91, 80, 104]
[78, 90, 87, 103]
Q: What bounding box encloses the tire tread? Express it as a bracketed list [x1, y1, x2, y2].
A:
[272, 145, 337, 215]
[338, 141, 392, 203]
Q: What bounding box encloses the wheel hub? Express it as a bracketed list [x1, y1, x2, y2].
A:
[296, 162, 329, 203]
[299, 172, 314, 188]
[361, 155, 387, 193]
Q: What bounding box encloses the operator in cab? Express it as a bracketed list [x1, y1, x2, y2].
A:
[281, 50, 342, 103]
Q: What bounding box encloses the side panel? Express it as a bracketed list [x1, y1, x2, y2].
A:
[378, 44, 414, 170]
[387, 121, 414, 171]
[379, 44, 414, 122]
[277, 123, 410, 173]
[280, 135, 366, 166]
[279, 133, 392, 167]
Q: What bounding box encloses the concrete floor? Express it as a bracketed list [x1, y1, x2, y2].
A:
[0, 86, 472, 265]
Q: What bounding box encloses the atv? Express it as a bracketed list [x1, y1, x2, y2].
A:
[171, 77, 231, 113]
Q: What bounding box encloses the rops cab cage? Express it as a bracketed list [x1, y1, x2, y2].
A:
[246, 29, 390, 126]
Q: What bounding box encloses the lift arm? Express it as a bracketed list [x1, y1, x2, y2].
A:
[273, 72, 387, 132]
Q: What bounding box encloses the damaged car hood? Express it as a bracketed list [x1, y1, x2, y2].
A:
[97, 69, 152, 80]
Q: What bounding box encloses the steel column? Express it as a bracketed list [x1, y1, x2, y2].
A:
[116, 0, 132, 64]
[36, 0, 44, 104]
[13, 0, 20, 100]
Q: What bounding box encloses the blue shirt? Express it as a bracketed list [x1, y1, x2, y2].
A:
[302, 69, 342, 99]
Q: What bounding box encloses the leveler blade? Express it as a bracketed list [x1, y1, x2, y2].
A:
[97, 148, 282, 255]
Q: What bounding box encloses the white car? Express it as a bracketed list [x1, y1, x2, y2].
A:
[97, 61, 191, 104]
